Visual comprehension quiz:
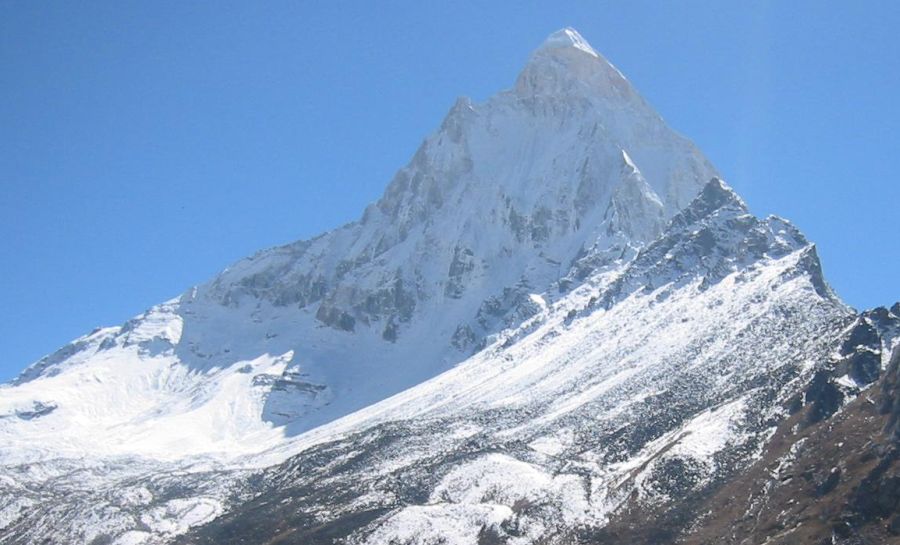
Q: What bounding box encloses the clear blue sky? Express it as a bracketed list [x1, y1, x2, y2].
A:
[1, 2, 898, 382]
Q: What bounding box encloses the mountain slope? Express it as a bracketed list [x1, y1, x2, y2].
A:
[1, 178, 855, 545]
[172, 179, 852, 545]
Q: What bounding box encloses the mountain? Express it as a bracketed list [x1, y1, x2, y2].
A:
[1, 28, 896, 545]
[0, 27, 716, 462]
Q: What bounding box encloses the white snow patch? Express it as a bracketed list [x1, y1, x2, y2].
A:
[140, 497, 223, 537]
[528, 429, 574, 457]
[359, 504, 512, 545]
[113, 530, 152, 545]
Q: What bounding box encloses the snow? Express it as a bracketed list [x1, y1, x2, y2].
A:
[529, 429, 574, 457]
[358, 503, 513, 545]
[141, 497, 223, 536]
[671, 398, 748, 462]
[430, 454, 553, 505]
[115, 486, 154, 507]
[113, 531, 152, 545]
[538, 27, 600, 58]
[0, 341, 295, 463]
[359, 454, 594, 544]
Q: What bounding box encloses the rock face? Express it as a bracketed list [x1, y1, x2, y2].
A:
[675, 335, 900, 545]
[0, 27, 892, 545]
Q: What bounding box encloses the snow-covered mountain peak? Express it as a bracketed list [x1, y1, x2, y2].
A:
[1, 28, 721, 467]
[517, 27, 634, 103]
[536, 27, 599, 58]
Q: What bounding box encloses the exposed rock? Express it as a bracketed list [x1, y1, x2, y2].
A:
[816, 466, 842, 497]
[14, 401, 58, 421]
[315, 304, 356, 332]
[451, 324, 477, 351]
[841, 318, 881, 355]
[805, 369, 845, 424]
[445, 246, 476, 299]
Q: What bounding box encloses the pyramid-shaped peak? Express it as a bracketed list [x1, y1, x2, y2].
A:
[669, 177, 748, 231]
[538, 27, 599, 58]
[517, 27, 634, 101]
[699, 177, 747, 211]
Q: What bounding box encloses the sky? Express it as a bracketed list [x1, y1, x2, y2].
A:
[1, 1, 898, 382]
